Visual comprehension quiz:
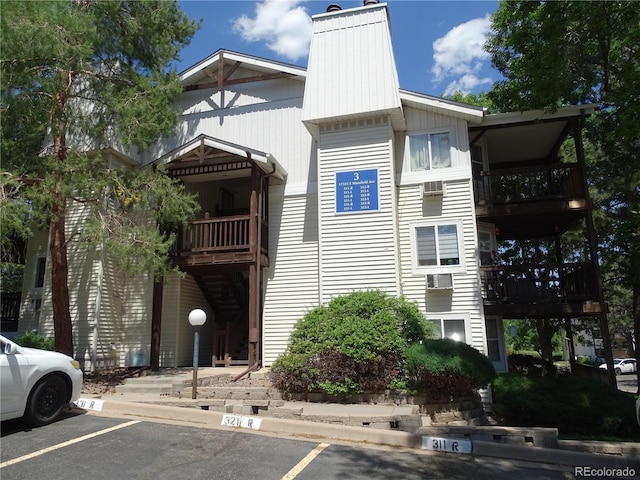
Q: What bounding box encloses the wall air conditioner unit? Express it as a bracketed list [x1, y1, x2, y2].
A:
[422, 180, 445, 197]
[426, 273, 453, 290]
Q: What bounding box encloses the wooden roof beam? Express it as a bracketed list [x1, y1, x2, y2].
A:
[184, 72, 294, 92]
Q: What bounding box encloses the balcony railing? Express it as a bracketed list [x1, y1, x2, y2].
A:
[480, 262, 597, 304]
[172, 215, 268, 257]
[475, 163, 584, 205]
[1, 291, 21, 332]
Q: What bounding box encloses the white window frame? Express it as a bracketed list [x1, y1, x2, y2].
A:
[429, 313, 472, 344]
[410, 220, 466, 275]
[405, 129, 454, 173]
[477, 223, 497, 267]
[33, 256, 47, 290]
[485, 316, 507, 372]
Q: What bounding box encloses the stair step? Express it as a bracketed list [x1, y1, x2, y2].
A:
[115, 384, 174, 395]
[122, 377, 185, 385]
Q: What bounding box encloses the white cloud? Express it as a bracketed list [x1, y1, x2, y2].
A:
[443, 74, 493, 97]
[432, 15, 492, 94]
[233, 0, 312, 62]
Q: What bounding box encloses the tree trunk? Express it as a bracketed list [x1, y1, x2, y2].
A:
[49, 195, 74, 357]
[536, 319, 554, 362]
[50, 122, 74, 357]
[150, 277, 163, 371]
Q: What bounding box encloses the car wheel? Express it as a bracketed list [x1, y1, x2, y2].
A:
[614, 367, 621, 376]
[24, 375, 68, 426]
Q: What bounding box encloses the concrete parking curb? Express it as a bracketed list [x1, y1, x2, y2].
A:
[87, 398, 640, 470]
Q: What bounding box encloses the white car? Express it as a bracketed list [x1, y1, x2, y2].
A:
[1, 334, 83, 426]
[598, 358, 637, 376]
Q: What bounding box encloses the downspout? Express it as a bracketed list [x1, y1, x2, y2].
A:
[234, 158, 278, 381]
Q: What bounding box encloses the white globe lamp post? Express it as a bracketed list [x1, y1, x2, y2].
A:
[188, 309, 207, 399]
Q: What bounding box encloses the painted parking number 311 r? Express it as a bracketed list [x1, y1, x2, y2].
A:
[422, 436, 472, 454]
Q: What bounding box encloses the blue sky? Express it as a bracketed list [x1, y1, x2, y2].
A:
[176, 0, 500, 97]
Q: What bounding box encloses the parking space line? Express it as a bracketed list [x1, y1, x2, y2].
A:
[280, 442, 330, 480]
[0, 420, 141, 468]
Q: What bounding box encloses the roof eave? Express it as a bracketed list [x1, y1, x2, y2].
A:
[399, 90, 485, 125]
[179, 49, 307, 87]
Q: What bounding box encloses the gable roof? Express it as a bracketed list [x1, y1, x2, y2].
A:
[178, 48, 489, 129]
[179, 49, 307, 90]
[156, 134, 287, 182]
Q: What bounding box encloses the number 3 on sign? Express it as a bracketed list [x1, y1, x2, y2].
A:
[354, 172, 359, 181]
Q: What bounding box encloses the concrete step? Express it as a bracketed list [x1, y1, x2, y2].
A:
[115, 383, 174, 395]
[121, 376, 186, 385]
[194, 386, 282, 401]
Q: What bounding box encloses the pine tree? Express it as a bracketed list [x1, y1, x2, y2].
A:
[1, 1, 201, 355]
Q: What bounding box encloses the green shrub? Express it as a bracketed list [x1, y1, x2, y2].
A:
[270, 290, 433, 397]
[13, 331, 55, 351]
[577, 356, 596, 366]
[404, 338, 496, 401]
[493, 373, 640, 440]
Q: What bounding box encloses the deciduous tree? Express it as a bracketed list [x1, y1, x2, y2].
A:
[486, 0, 640, 389]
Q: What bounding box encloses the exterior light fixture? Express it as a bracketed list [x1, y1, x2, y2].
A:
[188, 309, 207, 399]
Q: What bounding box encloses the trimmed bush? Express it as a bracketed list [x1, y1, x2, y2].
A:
[13, 332, 55, 351]
[404, 338, 496, 401]
[270, 290, 433, 397]
[493, 373, 640, 440]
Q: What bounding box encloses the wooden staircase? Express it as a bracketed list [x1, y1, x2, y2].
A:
[193, 271, 250, 366]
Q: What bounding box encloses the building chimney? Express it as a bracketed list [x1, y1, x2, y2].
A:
[302, 0, 402, 132]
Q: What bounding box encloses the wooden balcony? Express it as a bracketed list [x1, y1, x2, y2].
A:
[475, 163, 587, 239]
[481, 262, 604, 318]
[171, 215, 269, 269]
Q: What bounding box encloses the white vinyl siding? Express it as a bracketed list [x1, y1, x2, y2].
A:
[302, 5, 401, 126]
[317, 120, 399, 302]
[397, 107, 470, 185]
[408, 131, 452, 171]
[396, 105, 486, 355]
[397, 178, 488, 356]
[19, 229, 50, 334]
[152, 73, 314, 189]
[262, 191, 320, 366]
[161, 273, 214, 368]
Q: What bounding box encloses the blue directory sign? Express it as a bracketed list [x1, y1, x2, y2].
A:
[335, 168, 379, 214]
